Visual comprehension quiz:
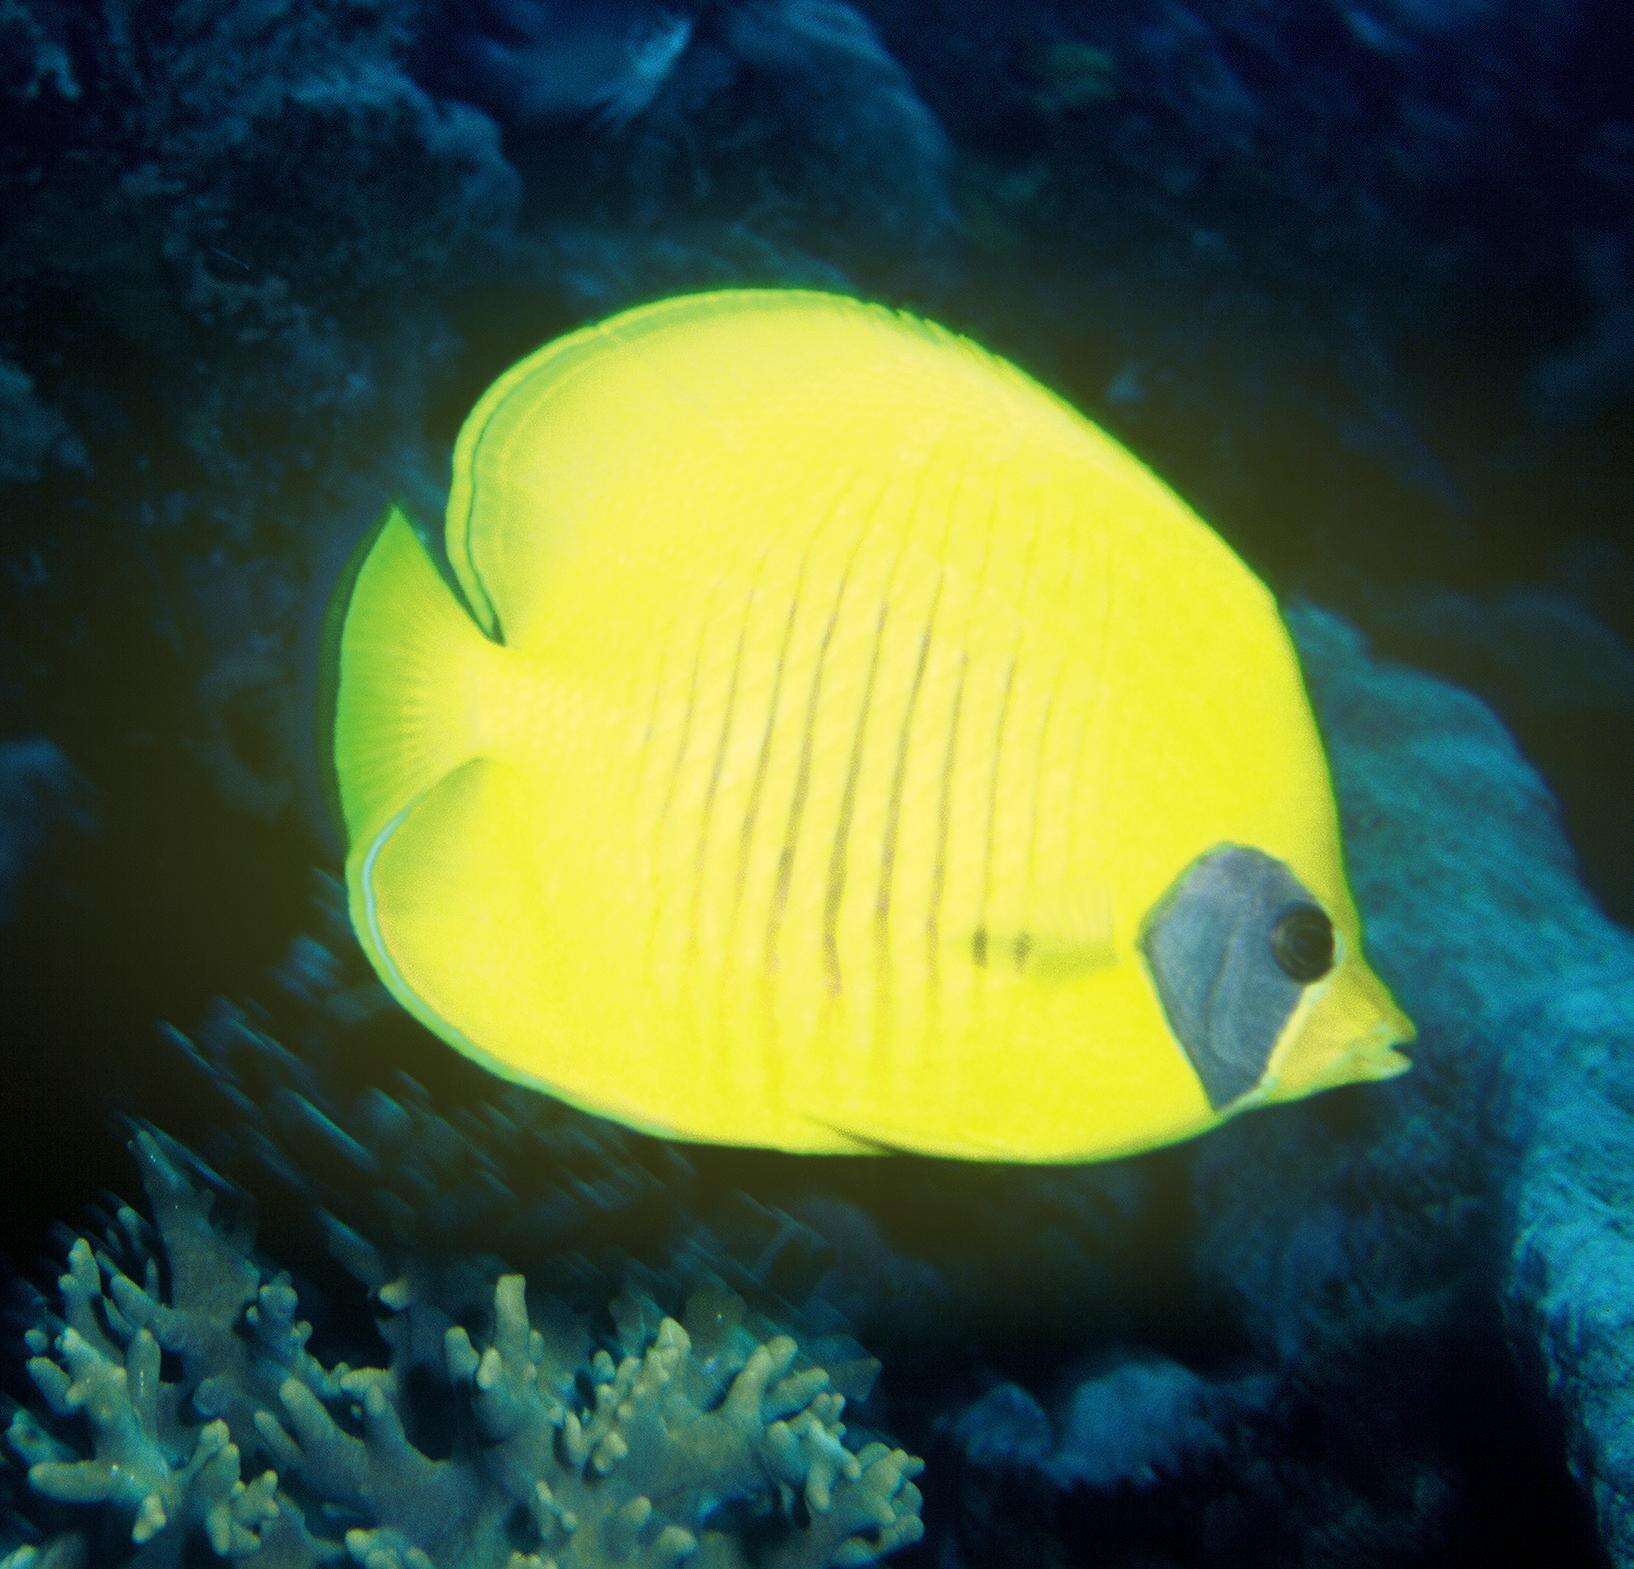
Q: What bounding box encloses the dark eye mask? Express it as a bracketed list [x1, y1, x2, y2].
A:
[1139, 845, 1328, 1110]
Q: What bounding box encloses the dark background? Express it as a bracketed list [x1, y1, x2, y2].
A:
[1, 4, 1631, 1562]
[4, 0, 1631, 1307]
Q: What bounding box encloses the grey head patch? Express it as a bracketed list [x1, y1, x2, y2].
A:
[1138, 845, 1329, 1111]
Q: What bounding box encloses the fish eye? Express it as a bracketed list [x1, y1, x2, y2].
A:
[1270, 902, 1334, 982]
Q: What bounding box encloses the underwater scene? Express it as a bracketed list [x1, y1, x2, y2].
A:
[3, 1, 1634, 1565]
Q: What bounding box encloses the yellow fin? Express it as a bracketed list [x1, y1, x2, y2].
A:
[331, 505, 506, 844]
[811, 1110, 1028, 1164]
[352, 755, 765, 1143]
[445, 292, 748, 638]
[443, 288, 1055, 649]
[349, 756, 560, 1098]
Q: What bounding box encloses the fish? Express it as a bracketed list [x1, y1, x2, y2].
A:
[327, 288, 1414, 1162]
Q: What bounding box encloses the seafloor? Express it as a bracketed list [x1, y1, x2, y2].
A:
[2, 2, 1632, 1566]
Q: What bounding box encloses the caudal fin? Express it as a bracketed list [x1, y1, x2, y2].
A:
[327, 505, 508, 845]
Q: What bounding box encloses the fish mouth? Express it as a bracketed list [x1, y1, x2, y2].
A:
[1343, 1013, 1415, 1082]
[1262, 959, 1415, 1102]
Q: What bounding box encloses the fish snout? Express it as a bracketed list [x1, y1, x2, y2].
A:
[1266, 955, 1415, 1102]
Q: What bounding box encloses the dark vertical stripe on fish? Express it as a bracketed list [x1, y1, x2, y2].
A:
[637, 596, 694, 766]
[926, 652, 968, 989]
[637, 661, 666, 758]
[1016, 686, 1056, 970]
[690, 587, 757, 946]
[822, 600, 890, 994]
[974, 658, 1018, 972]
[732, 565, 808, 932]
[765, 562, 854, 970]
[657, 614, 712, 833]
[876, 581, 942, 959]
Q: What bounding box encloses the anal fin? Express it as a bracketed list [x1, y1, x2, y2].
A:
[809, 1110, 1028, 1164]
[350, 757, 559, 1092]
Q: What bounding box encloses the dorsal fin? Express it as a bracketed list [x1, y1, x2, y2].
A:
[442, 289, 1079, 651]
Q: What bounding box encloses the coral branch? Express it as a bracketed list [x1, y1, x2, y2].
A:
[2, 1131, 920, 1569]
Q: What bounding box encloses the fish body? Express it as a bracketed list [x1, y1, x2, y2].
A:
[331, 290, 1412, 1160]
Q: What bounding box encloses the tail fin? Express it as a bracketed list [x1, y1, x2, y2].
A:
[327, 505, 509, 845]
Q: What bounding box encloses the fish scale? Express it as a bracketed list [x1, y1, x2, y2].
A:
[630, 519, 977, 1116]
[330, 288, 1414, 1159]
[618, 435, 1095, 1130]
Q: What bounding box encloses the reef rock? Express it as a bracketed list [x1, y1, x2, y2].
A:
[1300, 610, 1634, 1563]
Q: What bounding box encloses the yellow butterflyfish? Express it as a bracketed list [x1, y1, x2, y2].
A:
[328, 289, 1413, 1161]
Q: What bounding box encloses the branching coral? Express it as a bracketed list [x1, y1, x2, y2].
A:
[1, 1131, 923, 1569]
